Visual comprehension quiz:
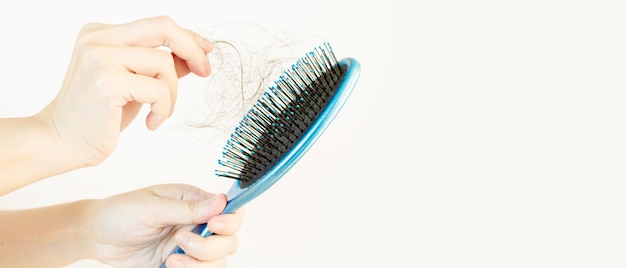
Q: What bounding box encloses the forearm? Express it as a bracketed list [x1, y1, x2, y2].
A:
[0, 114, 83, 195]
[0, 200, 95, 267]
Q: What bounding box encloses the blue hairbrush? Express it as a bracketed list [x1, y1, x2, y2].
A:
[161, 43, 360, 267]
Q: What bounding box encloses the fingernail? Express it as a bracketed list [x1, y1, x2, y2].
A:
[204, 197, 221, 214]
[175, 232, 190, 248]
[201, 37, 214, 51]
[209, 220, 225, 233]
[168, 259, 184, 268]
[204, 60, 211, 76]
[147, 113, 164, 130]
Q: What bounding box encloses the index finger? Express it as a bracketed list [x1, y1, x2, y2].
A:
[149, 184, 216, 202]
[114, 16, 213, 77]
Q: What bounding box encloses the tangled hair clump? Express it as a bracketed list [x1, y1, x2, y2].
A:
[178, 22, 326, 138]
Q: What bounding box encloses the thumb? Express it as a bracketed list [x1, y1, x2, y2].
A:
[152, 193, 227, 226]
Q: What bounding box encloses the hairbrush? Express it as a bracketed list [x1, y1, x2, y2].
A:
[161, 42, 360, 267]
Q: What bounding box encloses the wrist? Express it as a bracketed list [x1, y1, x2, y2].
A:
[47, 199, 98, 264]
[71, 199, 99, 261]
[35, 110, 88, 171]
[0, 200, 96, 267]
[0, 113, 86, 194]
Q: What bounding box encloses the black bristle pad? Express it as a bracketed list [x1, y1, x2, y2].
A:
[216, 43, 348, 188]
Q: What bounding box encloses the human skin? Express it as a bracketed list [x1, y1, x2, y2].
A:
[0, 184, 244, 268]
[0, 16, 213, 194]
[0, 16, 245, 267]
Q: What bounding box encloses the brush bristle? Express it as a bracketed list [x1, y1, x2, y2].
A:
[215, 43, 347, 187]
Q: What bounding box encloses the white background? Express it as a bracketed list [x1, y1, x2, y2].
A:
[1, 0, 626, 267]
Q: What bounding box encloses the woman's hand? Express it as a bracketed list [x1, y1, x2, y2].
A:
[89, 184, 244, 268]
[0, 184, 243, 267]
[1, 16, 214, 195]
[40, 16, 213, 167]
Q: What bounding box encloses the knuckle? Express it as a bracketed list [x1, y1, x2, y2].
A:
[186, 201, 199, 222]
[77, 23, 108, 46]
[155, 49, 175, 66]
[157, 79, 174, 99]
[185, 200, 203, 223]
[78, 22, 101, 35]
[82, 45, 106, 58]
[153, 15, 178, 32]
[71, 44, 110, 73]
[154, 15, 175, 24]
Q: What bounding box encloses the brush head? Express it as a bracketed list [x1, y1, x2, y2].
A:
[215, 43, 349, 188]
[163, 45, 359, 265]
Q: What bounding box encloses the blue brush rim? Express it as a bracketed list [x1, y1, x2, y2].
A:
[161, 57, 360, 266]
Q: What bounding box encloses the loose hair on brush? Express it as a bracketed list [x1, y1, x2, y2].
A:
[179, 22, 327, 136]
